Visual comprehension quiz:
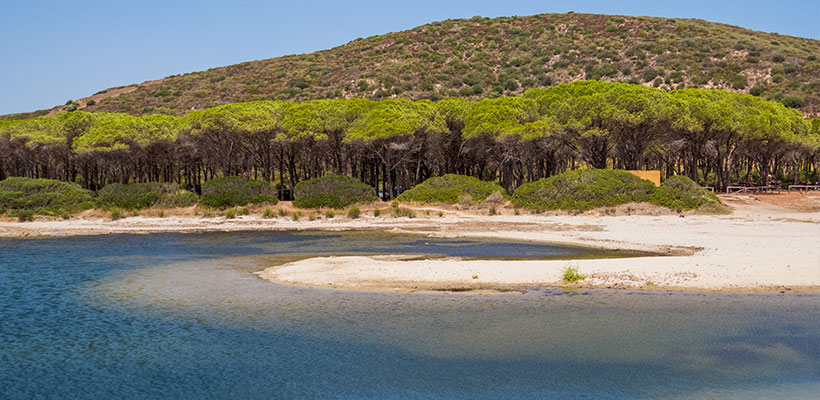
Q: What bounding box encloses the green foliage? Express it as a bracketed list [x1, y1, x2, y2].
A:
[396, 174, 508, 203]
[224, 208, 237, 219]
[200, 176, 278, 208]
[0, 177, 93, 216]
[512, 169, 655, 212]
[262, 208, 275, 218]
[562, 266, 586, 283]
[780, 96, 804, 109]
[346, 206, 361, 219]
[324, 209, 335, 218]
[97, 183, 196, 210]
[513, 170, 731, 214]
[391, 203, 416, 218]
[110, 207, 124, 220]
[649, 175, 729, 213]
[293, 174, 377, 209]
[16, 210, 34, 222]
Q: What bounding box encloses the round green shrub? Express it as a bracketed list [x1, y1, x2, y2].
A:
[396, 174, 507, 204]
[0, 177, 94, 216]
[649, 175, 728, 213]
[200, 176, 278, 208]
[293, 175, 377, 209]
[512, 169, 655, 212]
[158, 190, 199, 208]
[97, 183, 200, 210]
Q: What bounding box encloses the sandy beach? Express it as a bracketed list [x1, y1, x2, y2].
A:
[2, 193, 819, 293]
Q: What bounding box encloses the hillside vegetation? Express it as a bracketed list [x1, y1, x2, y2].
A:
[5, 12, 819, 119]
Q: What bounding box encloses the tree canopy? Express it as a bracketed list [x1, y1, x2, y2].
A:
[1, 81, 817, 194]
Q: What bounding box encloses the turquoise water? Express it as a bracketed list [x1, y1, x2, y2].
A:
[1, 231, 818, 399]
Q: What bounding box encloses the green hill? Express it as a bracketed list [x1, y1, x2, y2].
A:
[5, 12, 820, 119]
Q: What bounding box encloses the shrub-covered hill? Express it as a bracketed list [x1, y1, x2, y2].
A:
[6, 12, 819, 120]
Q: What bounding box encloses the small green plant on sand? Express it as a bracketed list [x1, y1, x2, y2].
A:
[292, 211, 302, 221]
[488, 206, 497, 216]
[262, 208, 275, 218]
[325, 209, 335, 219]
[110, 207, 124, 221]
[224, 208, 237, 219]
[372, 208, 381, 217]
[278, 208, 288, 217]
[391, 204, 415, 218]
[562, 265, 586, 283]
[347, 206, 361, 219]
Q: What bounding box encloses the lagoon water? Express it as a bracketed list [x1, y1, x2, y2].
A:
[1, 231, 818, 399]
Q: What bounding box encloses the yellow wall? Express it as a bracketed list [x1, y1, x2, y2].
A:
[627, 170, 661, 186]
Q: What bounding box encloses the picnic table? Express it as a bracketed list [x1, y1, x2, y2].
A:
[788, 184, 820, 192]
[726, 185, 781, 194]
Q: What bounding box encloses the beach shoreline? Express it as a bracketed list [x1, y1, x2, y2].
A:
[2, 193, 819, 294]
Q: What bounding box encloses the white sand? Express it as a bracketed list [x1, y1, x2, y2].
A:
[258, 196, 820, 292]
[2, 194, 819, 292]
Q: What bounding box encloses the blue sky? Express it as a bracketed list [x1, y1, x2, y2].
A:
[1, 0, 817, 115]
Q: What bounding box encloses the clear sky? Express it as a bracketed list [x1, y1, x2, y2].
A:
[1, 0, 818, 115]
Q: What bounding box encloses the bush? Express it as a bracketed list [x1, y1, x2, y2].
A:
[97, 183, 197, 210]
[649, 175, 729, 213]
[16, 210, 34, 222]
[293, 175, 377, 209]
[346, 206, 361, 219]
[201, 176, 278, 208]
[391, 204, 416, 218]
[512, 169, 655, 212]
[396, 174, 508, 204]
[262, 208, 275, 218]
[562, 266, 586, 283]
[0, 177, 94, 216]
[110, 207, 124, 221]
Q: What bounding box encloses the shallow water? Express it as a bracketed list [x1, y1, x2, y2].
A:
[1, 231, 818, 399]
